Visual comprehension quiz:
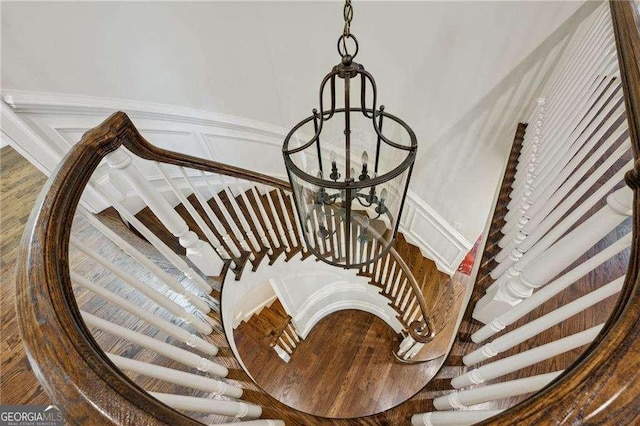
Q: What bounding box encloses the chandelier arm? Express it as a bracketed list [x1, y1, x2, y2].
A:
[375, 105, 385, 174]
[360, 73, 376, 119]
[327, 75, 337, 120]
[284, 114, 416, 190]
[359, 70, 417, 151]
[283, 71, 341, 155]
[312, 109, 324, 175]
[320, 70, 339, 121]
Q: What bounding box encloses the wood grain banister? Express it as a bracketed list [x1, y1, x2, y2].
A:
[388, 249, 437, 343]
[268, 316, 293, 348]
[16, 112, 198, 425]
[479, 1, 640, 424]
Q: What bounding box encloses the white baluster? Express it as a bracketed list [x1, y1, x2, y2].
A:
[495, 145, 630, 266]
[510, 27, 615, 201]
[534, 4, 608, 117]
[251, 186, 281, 250]
[510, 54, 617, 207]
[180, 167, 243, 261]
[501, 99, 625, 240]
[472, 232, 631, 342]
[150, 393, 261, 418]
[287, 192, 306, 252]
[490, 166, 629, 285]
[77, 206, 214, 313]
[411, 410, 504, 426]
[81, 312, 228, 377]
[157, 163, 231, 260]
[434, 371, 562, 410]
[533, 20, 613, 161]
[504, 84, 623, 229]
[273, 344, 291, 363]
[72, 272, 218, 355]
[108, 354, 242, 398]
[511, 99, 546, 187]
[474, 186, 632, 323]
[466, 275, 624, 365]
[452, 325, 602, 388]
[105, 148, 223, 276]
[94, 187, 212, 293]
[71, 238, 212, 334]
[533, 48, 615, 174]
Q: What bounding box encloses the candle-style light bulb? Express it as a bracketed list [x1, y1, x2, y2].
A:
[360, 151, 370, 180]
[316, 170, 327, 204]
[376, 188, 388, 215]
[356, 214, 372, 243]
[350, 167, 356, 179]
[317, 211, 326, 225]
[316, 210, 330, 239]
[330, 150, 340, 181]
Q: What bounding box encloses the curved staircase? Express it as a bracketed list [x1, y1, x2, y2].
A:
[13, 1, 640, 425]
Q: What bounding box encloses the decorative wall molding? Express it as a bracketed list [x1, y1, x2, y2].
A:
[286, 281, 403, 338]
[296, 299, 402, 339]
[1, 90, 473, 274]
[401, 191, 474, 275]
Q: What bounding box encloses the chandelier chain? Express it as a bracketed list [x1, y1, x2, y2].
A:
[343, 0, 353, 36]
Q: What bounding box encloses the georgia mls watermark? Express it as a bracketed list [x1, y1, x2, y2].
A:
[0, 405, 64, 426]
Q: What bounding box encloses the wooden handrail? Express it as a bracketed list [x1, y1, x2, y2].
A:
[388, 248, 437, 343]
[267, 316, 293, 348]
[479, 1, 640, 424]
[16, 113, 198, 425]
[115, 113, 291, 191]
[16, 110, 432, 423]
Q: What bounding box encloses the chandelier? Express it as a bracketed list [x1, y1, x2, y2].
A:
[282, 0, 417, 268]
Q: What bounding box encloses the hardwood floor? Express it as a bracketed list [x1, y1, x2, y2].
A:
[235, 309, 442, 418]
[0, 146, 50, 405]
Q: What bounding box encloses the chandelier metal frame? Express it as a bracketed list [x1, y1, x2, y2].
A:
[282, 0, 417, 269]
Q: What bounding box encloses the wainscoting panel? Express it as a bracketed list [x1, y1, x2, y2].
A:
[1, 91, 472, 274]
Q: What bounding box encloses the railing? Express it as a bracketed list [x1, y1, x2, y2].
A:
[14, 1, 639, 424]
[16, 111, 434, 422]
[359, 242, 437, 348]
[412, 1, 640, 424]
[267, 315, 301, 362]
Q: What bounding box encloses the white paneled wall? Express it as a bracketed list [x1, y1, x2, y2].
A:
[1, 92, 471, 274]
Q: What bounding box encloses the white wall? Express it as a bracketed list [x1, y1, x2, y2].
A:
[0, 1, 593, 269]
